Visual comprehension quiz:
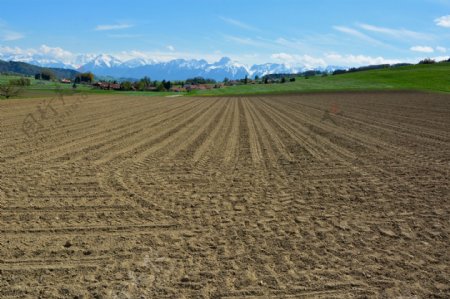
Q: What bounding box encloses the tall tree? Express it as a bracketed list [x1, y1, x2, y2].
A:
[35, 69, 55, 81]
[0, 83, 22, 99]
[75, 72, 94, 83]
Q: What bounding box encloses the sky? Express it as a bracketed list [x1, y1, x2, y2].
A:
[0, 0, 449, 67]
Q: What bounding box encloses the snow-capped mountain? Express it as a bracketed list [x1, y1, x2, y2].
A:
[74, 56, 254, 80]
[122, 58, 156, 68]
[250, 63, 304, 77]
[75, 56, 324, 80]
[72, 54, 98, 68]
[80, 54, 123, 70]
[205, 57, 250, 78]
[0, 54, 73, 69]
[0, 50, 346, 80]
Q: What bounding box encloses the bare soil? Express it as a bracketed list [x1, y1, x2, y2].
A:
[0, 91, 449, 298]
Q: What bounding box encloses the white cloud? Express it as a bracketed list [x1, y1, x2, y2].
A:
[271, 53, 294, 61]
[1, 30, 24, 41]
[271, 52, 405, 68]
[0, 44, 78, 66]
[433, 55, 450, 62]
[4, 44, 73, 60]
[107, 33, 142, 38]
[410, 46, 434, 53]
[1, 44, 446, 70]
[219, 16, 259, 31]
[436, 46, 447, 53]
[275, 38, 307, 51]
[167, 45, 175, 51]
[0, 44, 227, 66]
[39, 45, 74, 60]
[0, 20, 24, 41]
[358, 23, 432, 40]
[0, 45, 26, 57]
[271, 53, 327, 68]
[95, 23, 133, 31]
[114, 50, 224, 63]
[435, 15, 450, 27]
[224, 35, 267, 47]
[324, 53, 403, 66]
[333, 26, 385, 46]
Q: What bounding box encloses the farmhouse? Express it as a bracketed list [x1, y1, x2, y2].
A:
[93, 82, 121, 90]
[170, 87, 187, 92]
[184, 84, 212, 91]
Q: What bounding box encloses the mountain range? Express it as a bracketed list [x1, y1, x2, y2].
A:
[0, 51, 345, 81]
[0, 59, 79, 79]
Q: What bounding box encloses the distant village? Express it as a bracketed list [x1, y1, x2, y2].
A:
[55, 71, 299, 93]
[90, 80, 223, 92]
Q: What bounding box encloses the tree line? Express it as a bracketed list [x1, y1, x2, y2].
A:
[102, 76, 217, 91]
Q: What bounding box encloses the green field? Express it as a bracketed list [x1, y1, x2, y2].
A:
[190, 62, 450, 96]
[0, 75, 179, 98]
[0, 75, 92, 98]
[1, 62, 449, 99]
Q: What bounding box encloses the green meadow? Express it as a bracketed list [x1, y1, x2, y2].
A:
[190, 62, 450, 96]
[1, 62, 449, 99]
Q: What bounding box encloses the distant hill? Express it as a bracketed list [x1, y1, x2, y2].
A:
[0, 59, 79, 79]
[190, 62, 450, 96]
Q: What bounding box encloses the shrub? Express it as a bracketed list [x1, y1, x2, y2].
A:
[332, 69, 347, 75]
[156, 83, 166, 91]
[0, 83, 22, 99]
[419, 58, 436, 64]
[35, 69, 55, 81]
[186, 77, 215, 85]
[120, 81, 133, 91]
[9, 77, 30, 86]
[75, 72, 94, 83]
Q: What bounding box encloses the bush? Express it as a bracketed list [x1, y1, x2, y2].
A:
[156, 83, 166, 91]
[332, 69, 347, 75]
[75, 72, 94, 83]
[0, 83, 22, 99]
[9, 77, 31, 86]
[289, 77, 296, 82]
[186, 77, 215, 85]
[120, 81, 133, 91]
[303, 70, 317, 77]
[419, 58, 436, 64]
[35, 69, 55, 81]
[162, 80, 172, 90]
[136, 76, 151, 91]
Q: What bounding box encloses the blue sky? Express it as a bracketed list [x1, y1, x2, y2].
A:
[1, 0, 449, 66]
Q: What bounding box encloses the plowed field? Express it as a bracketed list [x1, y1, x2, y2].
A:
[1, 91, 449, 298]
